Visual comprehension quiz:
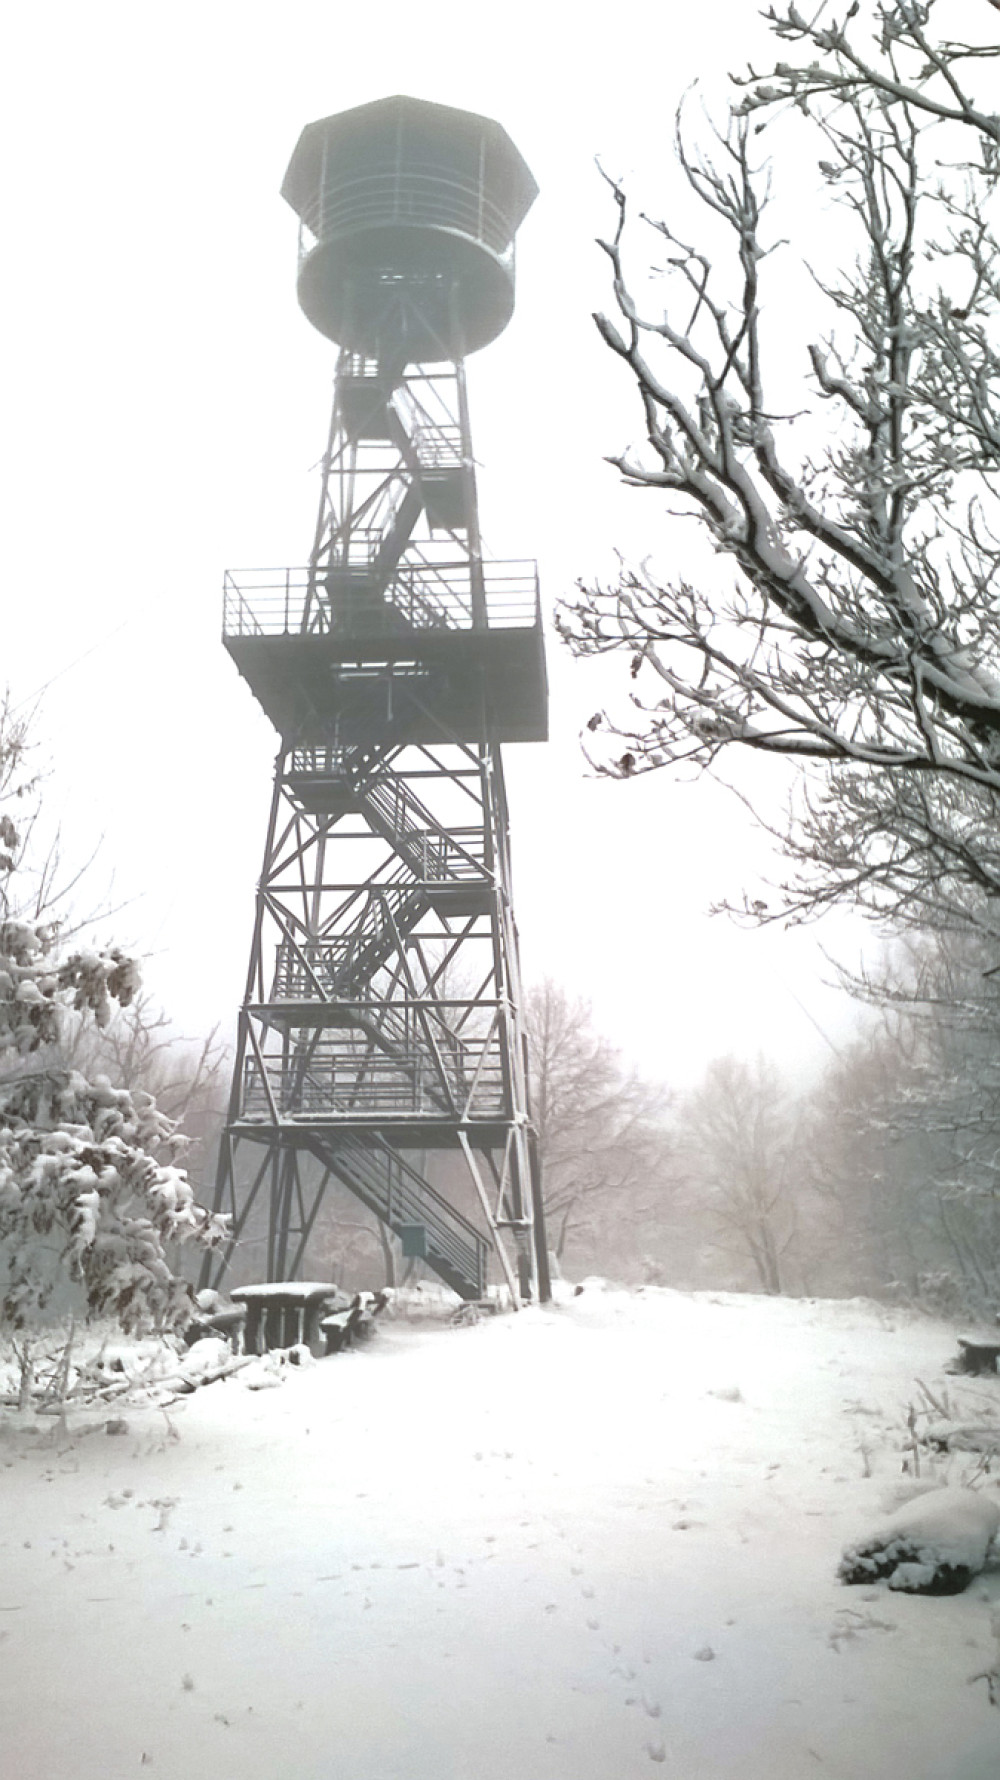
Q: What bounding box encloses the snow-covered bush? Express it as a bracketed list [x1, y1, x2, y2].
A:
[839, 1488, 1000, 1597]
[0, 917, 227, 1333]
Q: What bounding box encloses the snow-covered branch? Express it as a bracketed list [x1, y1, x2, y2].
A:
[563, 1, 1000, 932]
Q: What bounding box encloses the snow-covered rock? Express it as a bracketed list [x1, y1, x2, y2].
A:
[839, 1487, 1000, 1595]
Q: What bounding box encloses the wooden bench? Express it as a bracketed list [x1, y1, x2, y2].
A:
[950, 1337, 1000, 1377]
[320, 1290, 393, 1356]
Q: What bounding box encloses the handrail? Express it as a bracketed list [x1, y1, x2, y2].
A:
[243, 1038, 505, 1120]
[360, 774, 487, 881]
[261, 977, 472, 1118]
[320, 1134, 489, 1290]
[222, 561, 541, 639]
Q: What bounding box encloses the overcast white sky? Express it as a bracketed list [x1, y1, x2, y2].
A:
[2, 0, 917, 1090]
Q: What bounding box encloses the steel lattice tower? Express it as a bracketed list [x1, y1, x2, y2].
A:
[207, 97, 550, 1305]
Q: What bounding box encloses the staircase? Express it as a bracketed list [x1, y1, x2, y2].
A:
[234, 359, 506, 1300]
[360, 771, 487, 889]
[318, 381, 467, 636]
[305, 1130, 489, 1300]
[271, 741, 493, 1110]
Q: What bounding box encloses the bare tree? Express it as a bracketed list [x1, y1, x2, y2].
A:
[0, 691, 103, 934]
[0, 694, 37, 899]
[306, 975, 672, 1289]
[309, 1203, 400, 1293]
[680, 1055, 799, 1294]
[561, 1, 1000, 940]
[819, 928, 1000, 1309]
[797, 1022, 938, 1299]
[526, 979, 673, 1271]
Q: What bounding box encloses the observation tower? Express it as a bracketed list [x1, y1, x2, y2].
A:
[207, 97, 550, 1304]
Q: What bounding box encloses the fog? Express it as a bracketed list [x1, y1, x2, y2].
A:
[1, 0, 884, 1088]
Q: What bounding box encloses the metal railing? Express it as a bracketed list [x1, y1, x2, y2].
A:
[323, 475, 416, 573]
[243, 1035, 505, 1120]
[222, 561, 540, 639]
[254, 985, 475, 1116]
[268, 868, 475, 1013]
[320, 1134, 489, 1296]
[310, 882, 426, 997]
[338, 353, 382, 381]
[289, 742, 386, 782]
[412, 423, 463, 472]
[361, 774, 487, 880]
[267, 951, 484, 1104]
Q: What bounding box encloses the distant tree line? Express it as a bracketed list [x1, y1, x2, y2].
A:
[205, 951, 1000, 1316]
[517, 947, 1000, 1319]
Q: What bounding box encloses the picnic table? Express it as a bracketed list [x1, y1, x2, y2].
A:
[229, 1282, 350, 1355]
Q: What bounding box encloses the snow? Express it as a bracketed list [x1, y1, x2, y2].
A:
[228, 1281, 339, 1300]
[3, 1286, 1000, 1778]
[178, 1337, 234, 1378]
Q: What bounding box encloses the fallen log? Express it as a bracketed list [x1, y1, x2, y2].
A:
[924, 1421, 1000, 1455]
[155, 1355, 257, 1401]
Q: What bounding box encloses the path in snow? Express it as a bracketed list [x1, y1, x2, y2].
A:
[3, 1286, 1000, 1779]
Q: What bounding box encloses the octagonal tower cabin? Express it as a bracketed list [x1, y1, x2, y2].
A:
[280, 94, 539, 363]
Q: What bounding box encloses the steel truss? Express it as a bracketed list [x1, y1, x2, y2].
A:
[208, 348, 549, 1303]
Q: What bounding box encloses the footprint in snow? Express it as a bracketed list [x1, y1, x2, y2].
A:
[828, 1609, 896, 1650]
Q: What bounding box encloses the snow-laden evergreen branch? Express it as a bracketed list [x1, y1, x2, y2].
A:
[0, 704, 227, 1333]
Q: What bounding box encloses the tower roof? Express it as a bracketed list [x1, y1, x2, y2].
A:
[281, 95, 539, 242]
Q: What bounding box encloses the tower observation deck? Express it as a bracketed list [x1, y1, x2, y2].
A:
[207, 97, 550, 1305]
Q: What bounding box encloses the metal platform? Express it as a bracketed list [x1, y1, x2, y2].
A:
[222, 563, 547, 745]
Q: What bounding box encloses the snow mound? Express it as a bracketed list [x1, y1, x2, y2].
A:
[839, 1487, 1000, 1595]
[178, 1337, 232, 1380]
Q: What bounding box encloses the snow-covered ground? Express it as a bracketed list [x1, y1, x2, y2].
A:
[3, 1285, 1000, 1779]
